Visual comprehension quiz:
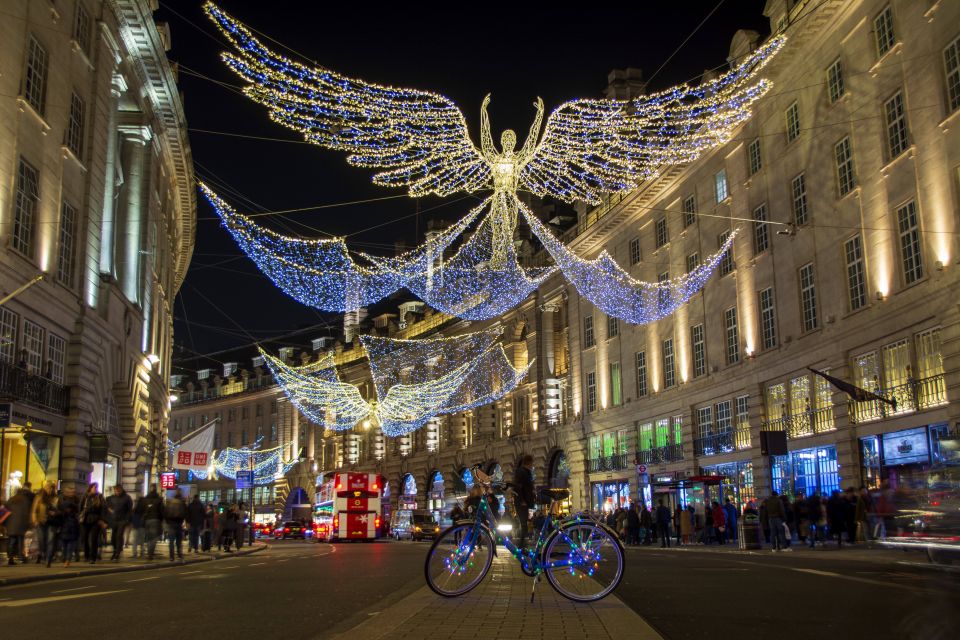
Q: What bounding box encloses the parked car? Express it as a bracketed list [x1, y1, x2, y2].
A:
[391, 510, 440, 541]
[275, 521, 307, 540]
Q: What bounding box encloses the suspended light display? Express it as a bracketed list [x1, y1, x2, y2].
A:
[169, 435, 298, 486]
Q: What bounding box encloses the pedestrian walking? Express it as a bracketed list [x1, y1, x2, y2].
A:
[626, 503, 640, 546]
[79, 483, 106, 564]
[512, 454, 536, 548]
[221, 504, 239, 552]
[827, 490, 847, 548]
[58, 486, 80, 561]
[703, 502, 714, 544]
[723, 498, 738, 543]
[639, 504, 653, 545]
[186, 495, 205, 553]
[5, 486, 32, 564]
[106, 485, 133, 561]
[763, 491, 788, 552]
[855, 486, 872, 543]
[31, 481, 61, 566]
[844, 487, 858, 545]
[202, 504, 215, 551]
[163, 490, 187, 561]
[655, 499, 671, 548]
[136, 484, 164, 560]
[711, 501, 726, 545]
[59, 499, 80, 567]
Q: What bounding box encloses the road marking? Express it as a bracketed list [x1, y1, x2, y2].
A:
[792, 569, 840, 577]
[126, 576, 161, 583]
[50, 586, 95, 594]
[178, 570, 202, 575]
[0, 590, 129, 608]
[249, 562, 266, 566]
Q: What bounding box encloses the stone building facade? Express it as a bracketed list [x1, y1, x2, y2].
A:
[172, 0, 958, 522]
[0, 0, 194, 497]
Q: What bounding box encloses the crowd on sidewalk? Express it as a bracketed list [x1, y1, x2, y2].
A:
[0, 482, 254, 568]
[590, 481, 901, 552]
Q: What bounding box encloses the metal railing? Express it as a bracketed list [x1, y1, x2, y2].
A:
[587, 453, 631, 473]
[175, 375, 277, 406]
[0, 358, 69, 415]
[693, 429, 751, 457]
[848, 374, 947, 424]
[760, 405, 836, 439]
[636, 443, 683, 464]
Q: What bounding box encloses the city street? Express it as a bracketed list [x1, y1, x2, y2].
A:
[0, 540, 957, 639]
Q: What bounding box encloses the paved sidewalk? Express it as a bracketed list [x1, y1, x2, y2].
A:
[328, 554, 662, 640]
[0, 542, 268, 586]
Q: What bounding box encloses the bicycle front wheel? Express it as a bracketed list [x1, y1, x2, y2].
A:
[543, 521, 624, 602]
[424, 523, 494, 597]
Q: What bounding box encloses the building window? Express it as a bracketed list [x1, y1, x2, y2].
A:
[714, 169, 728, 203]
[241, 406, 249, 419]
[672, 415, 683, 446]
[884, 91, 908, 159]
[609, 362, 622, 406]
[57, 202, 78, 288]
[662, 338, 676, 389]
[23, 36, 48, 115]
[697, 406, 713, 438]
[691, 324, 706, 378]
[874, 5, 896, 58]
[22, 320, 44, 374]
[66, 93, 85, 159]
[46, 333, 66, 384]
[915, 327, 944, 380]
[657, 271, 670, 309]
[835, 137, 856, 197]
[583, 316, 595, 348]
[718, 231, 733, 276]
[73, 3, 92, 54]
[241, 429, 248, 446]
[845, 235, 867, 311]
[0, 309, 19, 363]
[753, 203, 769, 255]
[228, 409, 236, 422]
[759, 287, 777, 350]
[791, 173, 808, 226]
[747, 138, 762, 175]
[682, 194, 697, 227]
[655, 217, 669, 248]
[607, 315, 619, 339]
[716, 400, 732, 433]
[785, 101, 800, 143]
[655, 419, 669, 448]
[635, 351, 647, 398]
[827, 58, 845, 103]
[897, 200, 924, 285]
[735, 395, 749, 428]
[724, 307, 740, 364]
[686, 252, 700, 274]
[586, 371, 597, 413]
[629, 237, 641, 265]
[946, 37, 960, 113]
[13, 158, 40, 258]
[799, 263, 819, 332]
[255, 404, 262, 417]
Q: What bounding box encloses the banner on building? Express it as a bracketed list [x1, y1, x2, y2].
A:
[171, 420, 217, 470]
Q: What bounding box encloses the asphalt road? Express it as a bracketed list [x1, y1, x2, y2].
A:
[1, 540, 957, 640]
[618, 546, 960, 640]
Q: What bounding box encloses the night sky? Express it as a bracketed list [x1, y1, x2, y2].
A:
[158, 0, 770, 370]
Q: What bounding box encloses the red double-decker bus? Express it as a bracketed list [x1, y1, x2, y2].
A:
[314, 472, 383, 542]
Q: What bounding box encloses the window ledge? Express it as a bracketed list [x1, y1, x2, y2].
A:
[827, 92, 851, 109]
[880, 145, 914, 176]
[838, 185, 861, 203]
[869, 41, 903, 76]
[16, 97, 52, 135]
[70, 39, 96, 71]
[938, 107, 960, 132]
[61, 146, 88, 172]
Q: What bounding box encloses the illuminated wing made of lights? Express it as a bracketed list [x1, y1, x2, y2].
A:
[520, 36, 785, 204]
[205, 3, 491, 197]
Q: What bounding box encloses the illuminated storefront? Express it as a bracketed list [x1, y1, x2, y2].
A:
[771, 445, 839, 498]
[428, 471, 445, 520]
[1, 403, 64, 499]
[399, 473, 418, 509]
[860, 423, 950, 490]
[701, 461, 755, 509]
[591, 479, 631, 513]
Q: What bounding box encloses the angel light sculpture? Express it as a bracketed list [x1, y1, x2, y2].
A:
[203, 3, 783, 324]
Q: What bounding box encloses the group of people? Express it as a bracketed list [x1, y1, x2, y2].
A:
[0, 481, 251, 567]
[597, 498, 741, 548]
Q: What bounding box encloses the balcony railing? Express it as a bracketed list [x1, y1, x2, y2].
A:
[694, 429, 751, 457]
[0, 358, 69, 415]
[848, 374, 947, 424]
[636, 443, 684, 464]
[587, 453, 631, 473]
[175, 375, 276, 406]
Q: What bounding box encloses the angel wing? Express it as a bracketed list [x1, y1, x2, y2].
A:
[520, 36, 785, 204]
[204, 3, 490, 197]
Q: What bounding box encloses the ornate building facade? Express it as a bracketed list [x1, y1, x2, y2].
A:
[0, 0, 194, 497]
[172, 0, 958, 522]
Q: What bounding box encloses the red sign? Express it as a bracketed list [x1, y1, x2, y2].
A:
[177, 451, 192, 465]
[193, 452, 208, 466]
[160, 472, 177, 489]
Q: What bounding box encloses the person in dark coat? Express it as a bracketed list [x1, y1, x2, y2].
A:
[59, 498, 81, 567]
[79, 483, 106, 563]
[711, 501, 726, 545]
[639, 504, 653, 544]
[163, 490, 187, 561]
[655, 499, 672, 548]
[221, 504, 239, 552]
[763, 491, 787, 551]
[135, 485, 164, 560]
[186, 495, 205, 553]
[723, 498, 738, 543]
[827, 490, 847, 548]
[4, 487, 32, 564]
[626, 504, 641, 546]
[106, 485, 133, 561]
[512, 454, 536, 547]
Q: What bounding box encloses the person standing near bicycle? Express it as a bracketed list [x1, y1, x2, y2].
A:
[513, 455, 536, 548]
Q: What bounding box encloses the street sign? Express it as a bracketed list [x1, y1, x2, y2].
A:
[236, 470, 254, 489]
[160, 472, 177, 489]
[636, 464, 647, 473]
[0, 403, 10, 429]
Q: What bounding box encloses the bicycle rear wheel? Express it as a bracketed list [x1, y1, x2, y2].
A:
[424, 523, 494, 597]
[543, 521, 624, 602]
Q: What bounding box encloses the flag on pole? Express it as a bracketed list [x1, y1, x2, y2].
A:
[171, 420, 217, 470]
[807, 367, 897, 410]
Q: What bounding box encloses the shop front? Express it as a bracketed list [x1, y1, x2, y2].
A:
[701, 460, 755, 510]
[1, 402, 65, 499]
[591, 478, 631, 513]
[860, 423, 950, 490]
[771, 444, 840, 498]
[399, 473, 418, 510]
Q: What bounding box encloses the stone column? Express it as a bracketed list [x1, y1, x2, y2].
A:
[116, 123, 152, 304]
[540, 302, 562, 426]
[97, 73, 127, 280]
